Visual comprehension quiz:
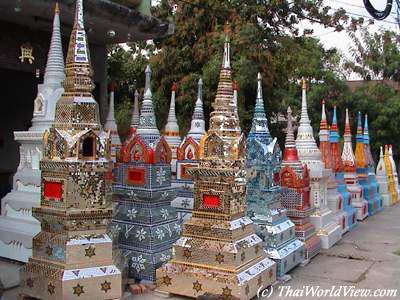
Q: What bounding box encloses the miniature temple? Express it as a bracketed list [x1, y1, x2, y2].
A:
[295, 80, 340, 249]
[318, 102, 346, 236]
[246, 73, 304, 278]
[171, 79, 205, 222]
[384, 145, 398, 205]
[363, 114, 383, 212]
[164, 83, 182, 175]
[104, 84, 122, 162]
[280, 107, 321, 261]
[20, 1, 122, 298]
[329, 107, 357, 232]
[376, 146, 392, 207]
[0, 3, 64, 262]
[112, 65, 180, 283]
[342, 109, 368, 220]
[156, 35, 276, 300]
[354, 112, 378, 216]
[388, 145, 400, 197]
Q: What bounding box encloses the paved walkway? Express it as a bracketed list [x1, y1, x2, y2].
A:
[1, 204, 399, 300]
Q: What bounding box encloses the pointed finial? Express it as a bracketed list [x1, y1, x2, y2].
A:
[344, 108, 351, 135]
[285, 106, 295, 147]
[171, 82, 177, 92]
[301, 77, 307, 90]
[145, 65, 152, 92]
[257, 72, 263, 100]
[380, 146, 384, 158]
[74, 0, 84, 30]
[222, 31, 231, 69]
[300, 77, 310, 124]
[131, 90, 140, 127]
[43, 0, 64, 86]
[187, 77, 205, 141]
[364, 114, 369, 131]
[198, 78, 203, 100]
[321, 100, 326, 121]
[332, 105, 337, 125]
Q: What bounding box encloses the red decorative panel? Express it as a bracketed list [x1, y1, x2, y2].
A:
[203, 195, 220, 208]
[127, 168, 145, 185]
[180, 164, 197, 180]
[43, 181, 63, 201]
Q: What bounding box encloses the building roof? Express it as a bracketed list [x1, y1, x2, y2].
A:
[0, 0, 173, 44]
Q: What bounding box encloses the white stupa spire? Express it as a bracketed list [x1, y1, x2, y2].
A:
[137, 65, 160, 141]
[44, 3, 65, 86]
[164, 83, 181, 147]
[30, 2, 64, 131]
[295, 78, 322, 163]
[104, 84, 121, 161]
[104, 85, 120, 133]
[131, 89, 140, 128]
[222, 35, 230, 69]
[187, 78, 206, 141]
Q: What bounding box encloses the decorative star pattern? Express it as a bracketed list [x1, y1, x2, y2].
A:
[162, 275, 172, 286]
[241, 251, 246, 262]
[222, 286, 232, 300]
[183, 248, 192, 259]
[45, 245, 53, 256]
[193, 280, 202, 293]
[26, 278, 34, 288]
[100, 280, 111, 293]
[48, 282, 55, 295]
[73, 283, 84, 296]
[215, 252, 224, 264]
[84, 245, 96, 258]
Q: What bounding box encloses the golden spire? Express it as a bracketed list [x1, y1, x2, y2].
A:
[55, 2, 60, 14]
[54, 0, 99, 130]
[63, 0, 93, 95]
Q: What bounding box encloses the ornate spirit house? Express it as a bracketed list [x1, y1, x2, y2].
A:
[342, 109, 368, 220]
[388, 145, 400, 199]
[295, 80, 341, 249]
[246, 73, 304, 278]
[383, 145, 399, 205]
[376, 146, 392, 207]
[363, 114, 383, 213]
[20, 1, 122, 299]
[318, 102, 345, 238]
[280, 107, 321, 261]
[329, 107, 357, 232]
[354, 112, 378, 216]
[164, 83, 182, 175]
[0, 3, 64, 262]
[172, 79, 205, 222]
[157, 35, 276, 299]
[112, 65, 180, 283]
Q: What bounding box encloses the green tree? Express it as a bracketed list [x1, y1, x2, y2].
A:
[107, 0, 364, 147]
[344, 28, 400, 82]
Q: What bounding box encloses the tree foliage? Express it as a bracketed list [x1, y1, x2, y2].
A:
[344, 28, 400, 82]
[106, 1, 400, 163]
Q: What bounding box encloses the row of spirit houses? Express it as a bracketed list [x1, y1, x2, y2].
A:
[1, 1, 398, 299]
